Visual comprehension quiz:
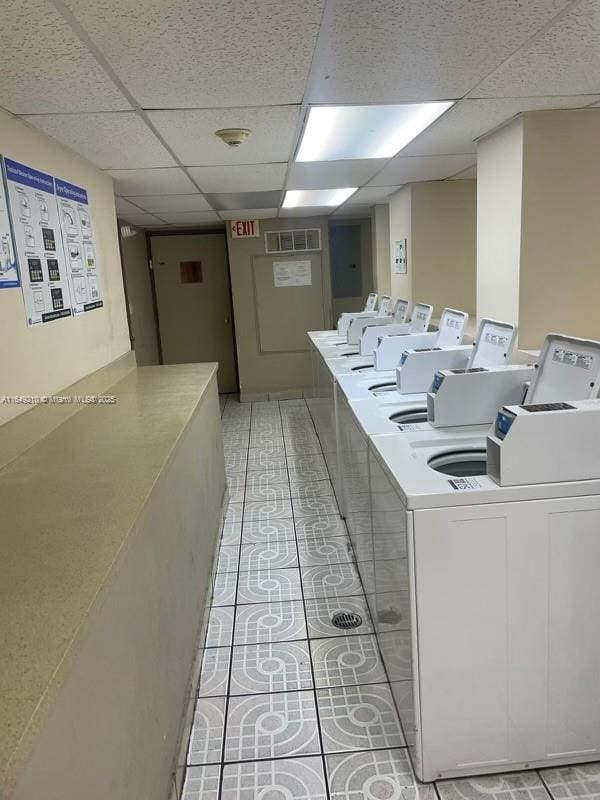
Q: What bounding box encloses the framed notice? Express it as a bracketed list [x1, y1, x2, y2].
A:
[273, 260, 312, 287]
[393, 238, 407, 274]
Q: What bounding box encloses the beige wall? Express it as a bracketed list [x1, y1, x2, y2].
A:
[119, 226, 159, 366]
[388, 186, 412, 301]
[0, 109, 130, 425]
[411, 181, 476, 316]
[371, 203, 391, 296]
[477, 117, 524, 327]
[330, 216, 373, 320]
[226, 216, 331, 400]
[519, 110, 600, 349]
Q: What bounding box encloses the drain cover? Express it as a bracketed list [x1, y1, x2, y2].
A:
[332, 611, 363, 630]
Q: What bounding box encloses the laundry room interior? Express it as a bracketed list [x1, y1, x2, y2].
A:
[1, 3, 600, 800]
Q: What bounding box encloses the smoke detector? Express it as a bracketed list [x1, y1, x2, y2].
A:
[215, 128, 251, 147]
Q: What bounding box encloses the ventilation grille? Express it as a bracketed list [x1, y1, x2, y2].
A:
[264, 228, 321, 254]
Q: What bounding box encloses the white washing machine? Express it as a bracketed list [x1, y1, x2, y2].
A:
[367, 333, 600, 782]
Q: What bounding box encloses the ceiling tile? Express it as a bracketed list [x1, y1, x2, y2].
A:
[401, 96, 600, 156]
[117, 211, 165, 226]
[22, 112, 175, 169]
[115, 197, 145, 214]
[279, 207, 332, 218]
[287, 160, 386, 190]
[0, 0, 130, 114]
[189, 164, 287, 194]
[152, 211, 222, 225]
[448, 165, 477, 180]
[108, 168, 197, 196]
[331, 205, 373, 217]
[307, 0, 568, 104]
[207, 191, 282, 211]
[148, 107, 300, 166]
[126, 194, 212, 213]
[369, 155, 476, 186]
[65, 0, 324, 107]
[219, 208, 278, 220]
[345, 186, 402, 205]
[472, 0, 600, 97]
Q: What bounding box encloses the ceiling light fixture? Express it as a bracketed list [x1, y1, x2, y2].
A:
[282, 187, 357, 208]
[296, 102, 454, 162]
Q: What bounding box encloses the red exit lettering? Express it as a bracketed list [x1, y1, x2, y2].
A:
[231, 219, 259, 238]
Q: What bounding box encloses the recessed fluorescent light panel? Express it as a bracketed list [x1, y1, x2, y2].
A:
[296, 102, 454, 162]
[282, 188, 357, 208]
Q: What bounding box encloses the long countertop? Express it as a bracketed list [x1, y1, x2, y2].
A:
[0, 363, 218, 793]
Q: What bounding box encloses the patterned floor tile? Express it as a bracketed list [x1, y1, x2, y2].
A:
[240, 540, 299, 571]
[198, 647, 231, 697]
[243, 498, 293, 521]
[293, 495, 340, 518]
[305, 595, 374, 639]
[224, 502, 243, 524]
[247, 450, 287, 470]
[212, 571, 237, 606]
[248, 440, 286, 456]
[224, 691, 320, 762]
[230, 641, 313, 694]
[237, 567, 303, 604]
[288, 462, 330, 482]
[301, 563, 363, 599]
[226, 475, 245, 504]
[287, 452, 327, 469]
[540, 763, 600, 800]
[289, 479, 335, 500]
[205, 605, 235, 648]
[298, 536, 352, 566]
[245, 465, 289, 487]
[326, 748, 434, 800]
[244, 483, 291, 503]
[221, 757, 327, 800]
[285, 441, 324, 456]
[242, 517, 296, 543]
[187, 697, 226, 764]
[317, 684, 405, 753]
[234, 600, 307, 645]
[224, 452, 248, 472]
[220, 521, 242, 546]
[310, 635, 387, 688]
[182, 764, 221, 800]
[295, 515, 348, 540]
[436, 772, 551, 800]
[216, 545, 240, 574]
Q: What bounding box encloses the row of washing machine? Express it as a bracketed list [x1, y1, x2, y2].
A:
[306, 293, 600, 783]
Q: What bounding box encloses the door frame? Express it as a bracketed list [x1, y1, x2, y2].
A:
[146, 228, 240, 392]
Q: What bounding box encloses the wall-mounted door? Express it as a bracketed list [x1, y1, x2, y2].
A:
[150, 232, 237, 393]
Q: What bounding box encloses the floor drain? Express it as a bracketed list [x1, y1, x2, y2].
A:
[332, 611, 363, 630]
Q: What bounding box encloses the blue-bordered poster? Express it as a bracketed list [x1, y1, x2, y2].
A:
[0, 157, 19, 289]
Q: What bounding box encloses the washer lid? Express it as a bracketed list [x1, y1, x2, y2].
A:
[469, 318, 518, 368]
[525, 334, 600, 404]
[407, 302, 433, 333]
[393, 298, 410, 323]
[434, 308, 469, 346]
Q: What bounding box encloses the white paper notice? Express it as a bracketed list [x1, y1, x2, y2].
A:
[4, 157, 71, 325]
[0, 162, 19, 289]
[273, 260, 312, 287]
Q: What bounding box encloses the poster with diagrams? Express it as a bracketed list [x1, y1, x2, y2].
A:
[4, 157, 71, 325]
[55, 178, 103, 315]
[0, 160, 19, 288]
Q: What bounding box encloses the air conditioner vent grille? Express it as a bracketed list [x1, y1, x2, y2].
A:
[264, 228, 322, 254]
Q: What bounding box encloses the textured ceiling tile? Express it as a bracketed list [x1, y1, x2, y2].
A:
[331, 205, 373, 217]
[117, 211, 165, 226]
[64, 0, 324, 107]
[369, 155, 476, 186]
[148, 106, 300, 166]
[345, 186, 401, 205]
[114, 197, 145, 214]
[279, 207, 332, 218]
[206, 191, 281, 211]
[308, 0, 568, 103]
[107, 168, 197, 195]
[188, 164, 287, 193]
[152, 211, 221, 225]
[286, 160, 386, 190]
[0, 0, 130, 113]
[472, 0, 600, 97]
[219, 208, 278, 220]
[125, 194, 212, 213]
[401, 95, 600, 156]
[22, 113, 175, 169]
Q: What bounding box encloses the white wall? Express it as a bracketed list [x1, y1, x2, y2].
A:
[476, 117, 523, 327]
[388, 186, 412, 302]
[371, 203, 391, 296]
[0, 109, 130, 425]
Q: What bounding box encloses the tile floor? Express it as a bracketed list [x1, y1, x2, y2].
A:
[179, 397, 600, 800]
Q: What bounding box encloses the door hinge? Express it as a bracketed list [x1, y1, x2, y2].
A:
[148, 258, 153, 271]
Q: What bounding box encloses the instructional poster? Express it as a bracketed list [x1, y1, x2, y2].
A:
[55, 178, 103, 315]
[0, 161, 19, 288]
[4, 157, 71, 325]
[273, 259, 312, 287]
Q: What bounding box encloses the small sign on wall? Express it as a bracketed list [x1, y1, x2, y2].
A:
[393, 238, 407, 274]
[273, 259, 312, 287]
[230, 219, 259, 238]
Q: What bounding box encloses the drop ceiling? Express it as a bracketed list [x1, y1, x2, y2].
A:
[3, 0, 599, 228]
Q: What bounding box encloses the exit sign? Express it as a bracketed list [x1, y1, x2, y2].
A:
[230, 219, 259, 238]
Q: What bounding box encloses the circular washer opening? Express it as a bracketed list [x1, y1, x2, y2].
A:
[351, 364, 374, 372]
[428, 448, 487, 477]
[369, 382, 396, 394]
[389, 407, 428, 426]
[332, 611, 363, 630]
